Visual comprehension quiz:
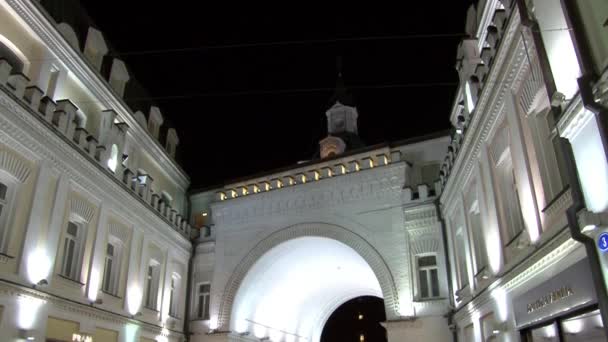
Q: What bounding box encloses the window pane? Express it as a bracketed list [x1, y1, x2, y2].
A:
[419, 270, 429, 299]
[103, 258, 112, 292]
[0, 183, 7, 199]
[200, 284, 210, 293]
[418, 256, 436, 267]
[198, 295, 204, 318]
[529, 322, 559, 342]
[203, 296, 210, 320]
[562, 309, 605, 342]
[107, 243, 114, 256]
[67, 222, 78, 236]
[431, 269, 439, 297]
[65, 239, 75, 278]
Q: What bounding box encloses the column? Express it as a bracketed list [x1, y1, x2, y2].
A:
[124, 228, 143, 314]
[19, 162, 53, 282]
[44, 174, 70, 286]
[86, 204, 110, 301]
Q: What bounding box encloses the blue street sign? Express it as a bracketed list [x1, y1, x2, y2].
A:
[598, 232, 608, 252]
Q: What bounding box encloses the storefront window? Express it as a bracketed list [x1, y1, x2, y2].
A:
[561, 309, 604, 342]
[523, 309, 605, 341]
[529, 322, 559, 341]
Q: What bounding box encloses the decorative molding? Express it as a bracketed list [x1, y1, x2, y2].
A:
[0, 279, 180, 336]
[5, 0, 190, 191]
[453, 227, 579, 322]
[108, 222, 131, 244]
[441, 9, 526, 206]
[0, 81, 191, 255]
[411, 237, 440, 255]
[216, 222, 400, 331]
[70, 196, 96, 223]
[0, 148, 31, 183]
[212, 164, 405, 226]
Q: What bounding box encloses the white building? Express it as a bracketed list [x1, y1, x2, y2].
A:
[0, 0, 192, 341]
[1, 0, 608, 342]
[188, 75, 453, 341]
[438, 0, 608, 341]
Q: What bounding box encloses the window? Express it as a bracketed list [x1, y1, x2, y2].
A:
[481, 312, 496, 341]
[495, 153, 525, 245]
[197, 283, 210, 320]
[463, 323, 475, 342]
[144, 263, 160, 310]
[169, 274, 180, 318]
[417, 255, 440, 299]
[102, 241, 121, 295]
[455, 228, 469, 289]
[61, 221, 85, 281]
[468, 200, 488, 273]
[0, 181, 14, 253]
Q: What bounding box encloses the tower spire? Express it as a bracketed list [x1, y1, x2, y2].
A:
[329, 56, 355, 107]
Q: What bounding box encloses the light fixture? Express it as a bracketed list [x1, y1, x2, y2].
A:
[18, 329, 36, 340]
[33, 279, 48, 288]
[358, 313, 364, 320]
[202, 212, 208, 217]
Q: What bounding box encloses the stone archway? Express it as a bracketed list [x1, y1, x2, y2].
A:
[216, 222, 400, 331]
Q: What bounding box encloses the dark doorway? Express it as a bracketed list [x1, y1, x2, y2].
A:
[321, 296, 387, 342]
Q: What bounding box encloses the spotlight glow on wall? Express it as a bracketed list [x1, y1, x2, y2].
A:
[127, 285, 142, 316]
[492, 287, 508, 322]
[18, 295, 45, 330]
[27, 249, 51, 285]
[87, 269, 101, 302]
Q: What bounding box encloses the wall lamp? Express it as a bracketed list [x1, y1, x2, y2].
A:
[32, 279, 48, 289]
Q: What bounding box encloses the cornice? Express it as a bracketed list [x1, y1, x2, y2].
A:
[440, 10, 525, 206]
[0, 88, 191, 255]
[5, 0, 190, 190]
[211, 164, 405, 226]
[453, 227, 580, 322]
[0, 279, 184, 336]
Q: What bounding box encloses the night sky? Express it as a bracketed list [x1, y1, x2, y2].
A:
[81, 2, 473, 190]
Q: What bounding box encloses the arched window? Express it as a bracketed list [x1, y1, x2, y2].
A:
[107, 144, 119, 172]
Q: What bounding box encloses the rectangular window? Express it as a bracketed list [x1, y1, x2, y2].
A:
[145, 264, 159, 309]
[455, 228, 469, 289]
[417, 255, 440, 299]
[61, 221, 83, 281]
[197, 283, 211, 320]
[468, 200, 488, 274]
[169, 275, 179, 318]
[495, 153, 525, 245]
[102, 242, 120, 295]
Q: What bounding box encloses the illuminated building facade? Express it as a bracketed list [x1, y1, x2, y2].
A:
[1, 0, 608, 342]
[0, 0, 191, 341]
[189, 73, 453, 342]
[438, 0, 608, 341]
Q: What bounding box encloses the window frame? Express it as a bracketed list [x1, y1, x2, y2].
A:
[417, 254, 440, 300]
[0, 177, 16, 254]
[169, 273, 181, 318]
[60, 219, 86, 282]
[196, 282, 211, 320]
[144, 261, 160, 310]
[102, 237, 122, 296]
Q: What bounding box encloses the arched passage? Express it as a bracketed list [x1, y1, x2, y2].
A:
[217, 222, 399, 341]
